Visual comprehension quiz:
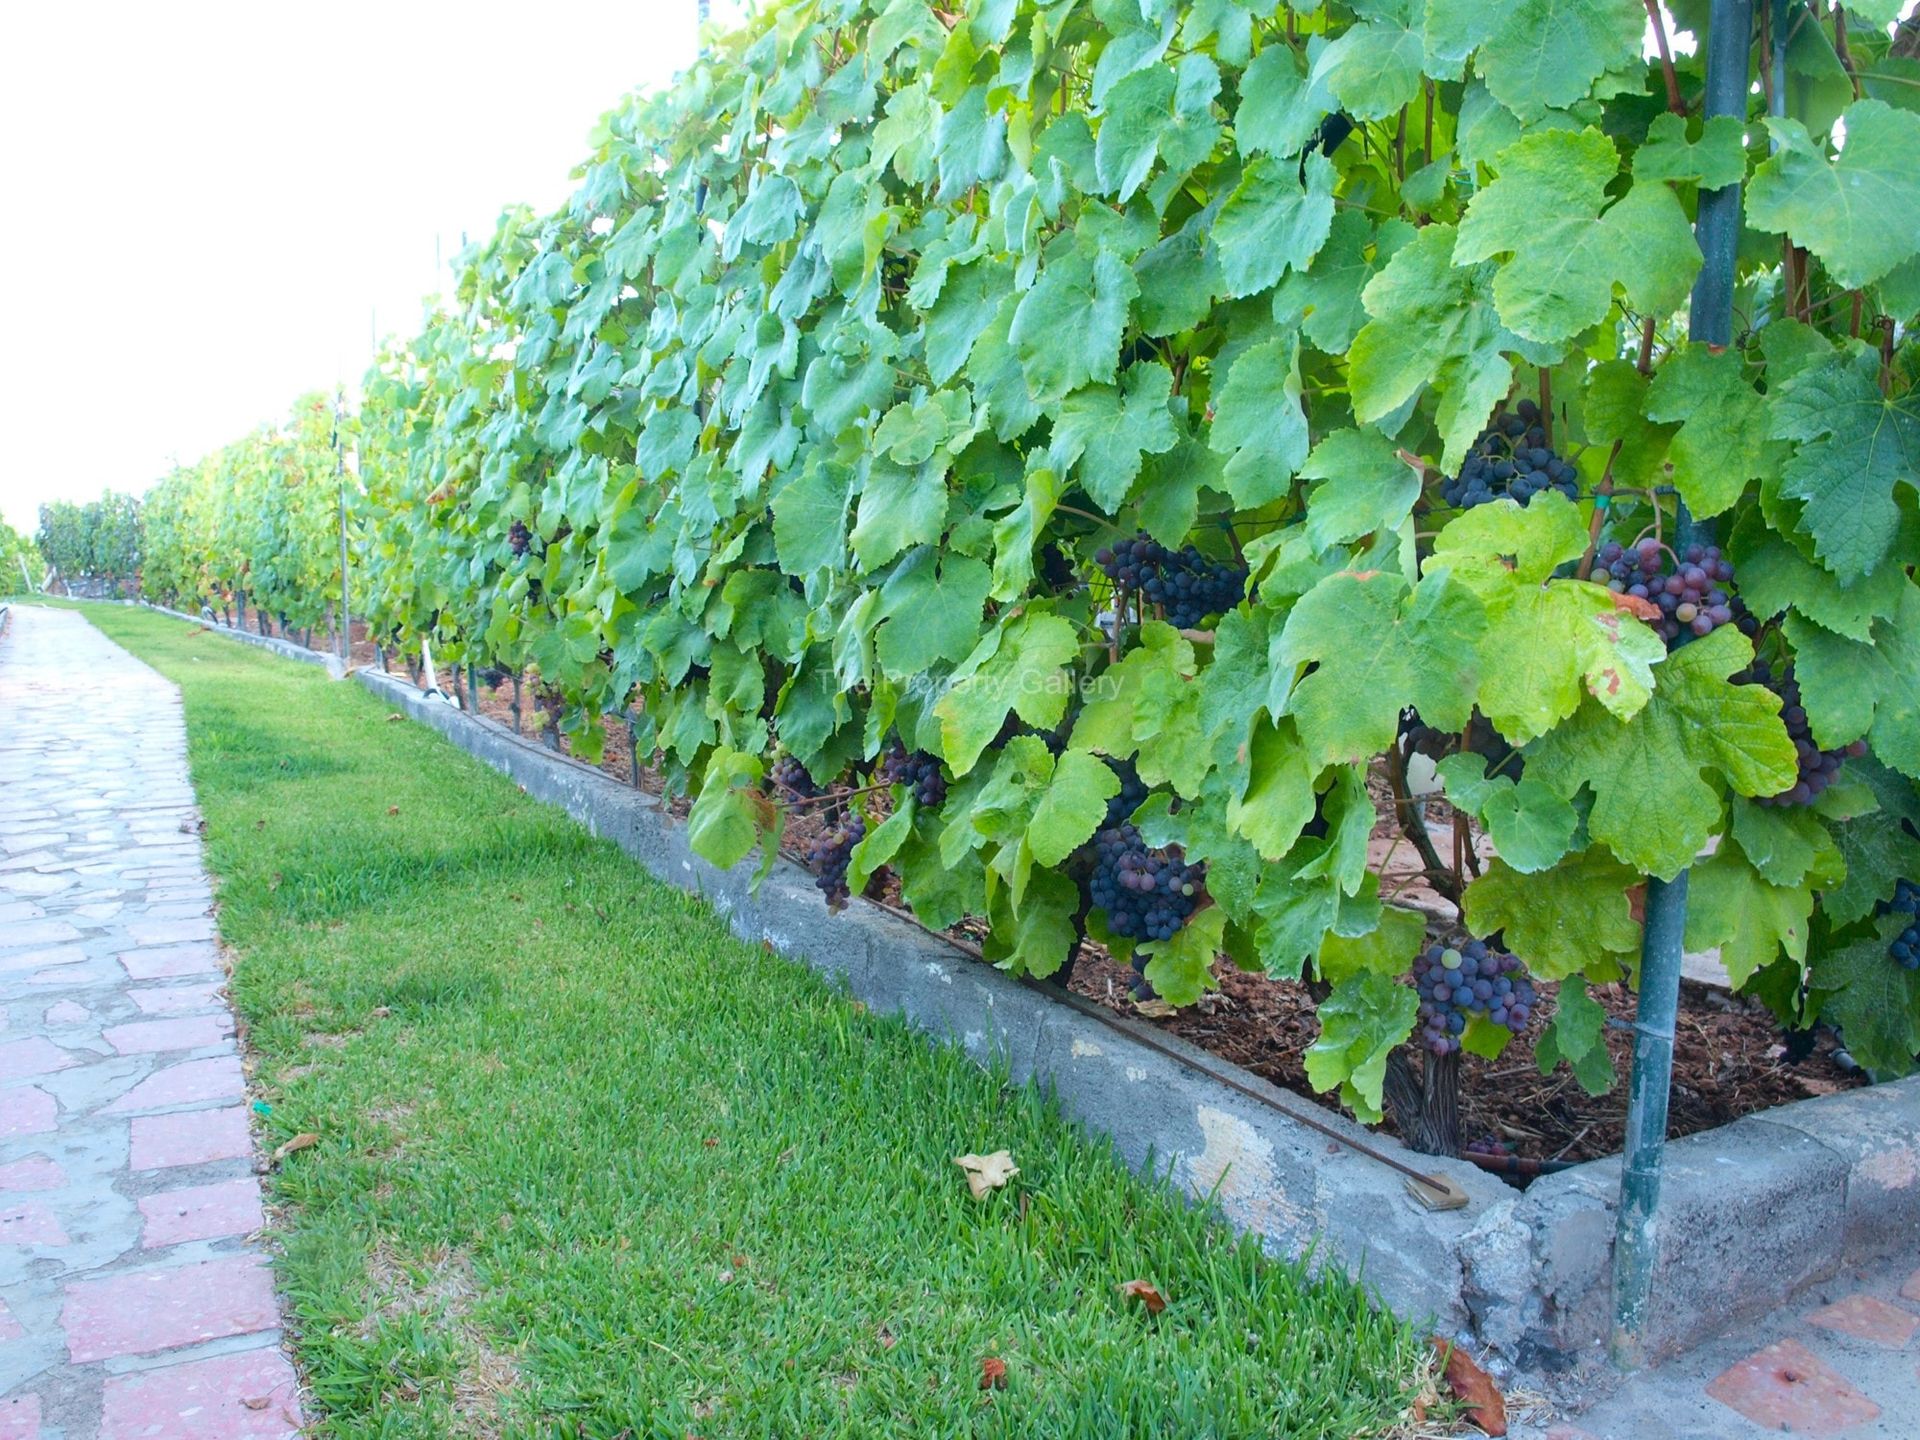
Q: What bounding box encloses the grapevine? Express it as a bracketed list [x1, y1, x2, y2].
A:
[1087, 824, 1204, 943]
[1410, 941, 1535, 1058]
[1441, 401, 1578, 510]
[1595, 540, 1738, 646]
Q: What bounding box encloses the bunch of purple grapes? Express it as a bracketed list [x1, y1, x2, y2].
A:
[1465, 1133, 1512, 1160]
[507, 519, 532, 556]
[1102, 754, 1148, 829]
[769, 755, 818, 803]
[1411, 939, 1535, 1056]
[1094, 533, 1248, 629]
[1596, 538, 1737, 645]
[807, 811, 866, 910]
[1743, 661, 1868, 807]
[1887, 879, 1919, 971]
[1443, 400, 1579, 509]
[879, 740, 947, 808]
[1088, 823, 1204, 942]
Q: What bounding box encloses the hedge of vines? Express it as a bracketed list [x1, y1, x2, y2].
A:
[158, 0, 1920, 1128]
[2, 519, 46, 591]
[36, 493, 141, 592]
[140, 393, 345, 635]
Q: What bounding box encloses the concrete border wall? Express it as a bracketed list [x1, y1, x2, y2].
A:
[116, 601, 1920, 1386]
[136, 602, 346, 679]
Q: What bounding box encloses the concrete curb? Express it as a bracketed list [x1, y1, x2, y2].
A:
[133, 601, 347, 679]
[128, 605, 1920, 1388]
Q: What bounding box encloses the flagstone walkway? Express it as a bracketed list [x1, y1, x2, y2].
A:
[1, 605, 302, 1439]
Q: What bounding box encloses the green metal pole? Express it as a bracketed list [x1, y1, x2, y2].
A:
[1611, 0, 1752, 1372]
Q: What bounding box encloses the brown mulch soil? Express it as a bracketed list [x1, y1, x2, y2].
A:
[343, 656, 1868, 1172]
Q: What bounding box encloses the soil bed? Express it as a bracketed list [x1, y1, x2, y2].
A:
[346, 654, 1870, 1171]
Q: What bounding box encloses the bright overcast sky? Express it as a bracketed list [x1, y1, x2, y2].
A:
[0, 0, 743, 533]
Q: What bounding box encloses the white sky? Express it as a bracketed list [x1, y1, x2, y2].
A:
[0, 0, 739, 534]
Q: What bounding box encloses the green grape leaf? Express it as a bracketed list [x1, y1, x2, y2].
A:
[1729, 507, 1906, 642]
[1464, 850, 1642, 980]
[1534, 976, 1615, 1095]
[1140, 905, 1228, 1007]
[1439, 0, 1644, 121]
[687, 748, 771, 871]
[1529, 627, 1799, 879]
[1313, 13, 1423, 122]
[986, 866, 1082, 979]
[1823, 759, 1920, 925]
[1049, 362, 1182, 512]
[1134, 217, 1226, 337]
[1095, 64, 1179, 202]
[1316, 903, 1426, 984]
[1428, 495, 1663, 738]
[936, 84, 1010, 199]
[1224, 715, 1319, 860]
[1768, 347, 1920, 581]
[1728, 799, 1843, 890]
[1233, 42, 1331, 158]
[1747, 100, 1920, 288]
[1299, 427, 1421, 552]
[1454, 128, 1701, 345]
[1809, 916, 1920, 1076]
[1684, 845, 1814, 989]
[1643, 344, 1774, 521]
[1071, 622, 1195, 758]
[1207, 333, 1310, 506]
[1785, 592, 1920, 779]
[1581, 359, 1675, 491]
[771, 461, 853, 575]
[847, 802, 914, 895]
[1030, 750, 1122, 866]
[1273, 568, 1487, 767]
[1350, 224, 1514, 471]
[1212, 152, 1338, 300]
[936, 613, 1082, 776]
[875, 551, 992, 677]
[1631, 112, 1748, 188]
[851, 457, 947, 570]
[1303, 970, 1419, 1124]
[1274, 212, 1414, 358]
[1436, 754, 1579, 873]
[1009, 249, 1139, 405]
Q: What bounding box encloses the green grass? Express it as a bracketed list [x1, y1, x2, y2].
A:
[53, 602, 1424, 1439]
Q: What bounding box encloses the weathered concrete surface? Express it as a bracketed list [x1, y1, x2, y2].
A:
[0, 606, 303, 1437]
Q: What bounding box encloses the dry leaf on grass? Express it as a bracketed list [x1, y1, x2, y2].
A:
[979, 1356, 1007, 1391]
[386, 805, 401, 816]
[240, 1396, 271, 1411]
[1429, 1337, 1507, 1436]
[1117, 1279, 1167, 1315]
[272, 1132, 320, 1163]
[953, 1150, 1018, 1200]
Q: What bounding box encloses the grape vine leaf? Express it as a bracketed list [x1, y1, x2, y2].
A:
[1071, 622, 1196, 757]
[1527, 627, 1799, 880]
[851, 457, 948, 570]
[1728, 799, 1844, 891]
[1821, 760, 1920, 926]
[936, 612, 1081, 776]
[1768, 347, 1920, 581]
[1233, 42, 1330, 159]
[847, 803, 914, 895]
[1464, 851, 1641, 981]
[1349, 224, 1513, 471]
[1224, 715, 1319, 860]
[874, 551, 992, 677]
[1141, 905, 1229, 1007]
[1436, 753, 1579, 873]
[1643, 344, 1774, 521]
[1809, 916, 1920, 1076]
[1427, 494, 1663, 739]
[1684, 845, 1814, 989]
[1729, 507, 1906, 642]
[1631, 113, 1748, 189]
[936, 85, 1010, 200]
[1029, 750, 1122, 867]
[1094, 56, 1222, 204]
[1299, 428, 1421, 552]
[1534, 976, 1615, 1095]
[687, 748, 772, 870]
[1746, 100, 1920, 289]
[1271, 568, 1488, 767]
[1303, 970, 1419, 1124]
[1785, 594, 1920, 778]
[1274, 213, 1415, 358]
[1312, 9, 1423, 122]
[1207, 333, 1310, 506]
[1454, 128, 1701, 345]
[1048, 362, 1181, 512]
[1212, 153, 1338, 300]
[1008, 248, 1138, 405]
[984, 867, 1081, 980]
[1315, 903, 1426, 984]
[1426, 0, 1644, 121]
[1580, 360, 1674, 491]
[771, 460, 853, 575]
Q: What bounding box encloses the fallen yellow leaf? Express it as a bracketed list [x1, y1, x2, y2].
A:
[953, 1150, 1018, 1201]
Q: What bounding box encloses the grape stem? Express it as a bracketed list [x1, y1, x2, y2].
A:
[1576, 440, 1623, 581]
[781, 781, 886, 812]
[1643, 0, 1688, 115]
[1385, 741, 1461, 904]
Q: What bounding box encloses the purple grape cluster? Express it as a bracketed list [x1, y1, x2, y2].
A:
[1443, 400, 1579, 509]
[806, 811, 866, 910]
[1465, 1133, 1512, 1160]
[1596, 538, 1737, 645]
[1886, 879, 1919, 970]
[1102, 754, 1148, 829]
[880, 740, 947, 808]
[1094, 533, 1248, 629]
[1088, 823, 1204, 942]
[508, 519, 531, 556]
[1744, 661, 1869, 807]
[1411, 940, 1535, 1057]
[769, 755, 818, 803]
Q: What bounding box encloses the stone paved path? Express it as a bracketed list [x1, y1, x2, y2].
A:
[1, 607, 302, 1439]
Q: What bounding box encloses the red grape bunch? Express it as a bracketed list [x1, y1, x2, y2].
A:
[1411, 940, 1535, 1056]
[1596, 538, 1737, 645]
